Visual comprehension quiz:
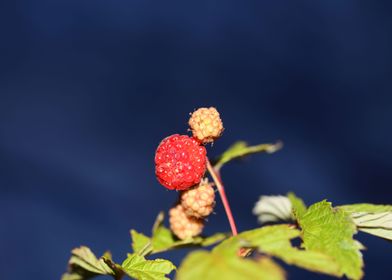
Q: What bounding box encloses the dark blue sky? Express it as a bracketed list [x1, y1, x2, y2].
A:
[1, 1, 392, 279]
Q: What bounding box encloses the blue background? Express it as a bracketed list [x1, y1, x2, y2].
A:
[1, 0, 392, 279]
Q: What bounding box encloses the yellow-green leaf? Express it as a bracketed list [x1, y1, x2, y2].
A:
[339, 203, 392, 214]
[61, 246, 117, 280]
[122, 253, 176, 280]
[215, 225, 341, 277]
[131, 230, 152, 255]
[214, 141, 282, 170]
[176, 250, 285, 280]
[299, 201, 363, 280]
[287, 192, 307, 220]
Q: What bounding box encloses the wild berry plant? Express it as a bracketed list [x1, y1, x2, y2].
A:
[62, 107, 392, 280]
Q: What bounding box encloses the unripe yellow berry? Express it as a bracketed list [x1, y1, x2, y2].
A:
[188, 107, 224, 144]
[181, 179, 215, 218]
[169, 204, 204, 240]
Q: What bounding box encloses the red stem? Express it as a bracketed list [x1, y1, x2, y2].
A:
[206, 159, 238, 236]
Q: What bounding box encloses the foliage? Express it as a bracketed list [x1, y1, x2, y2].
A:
[63, 140, 392, 280]
[214, 141, 282, 170]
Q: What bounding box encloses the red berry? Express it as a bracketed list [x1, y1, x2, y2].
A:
[155, 134, 207, 190]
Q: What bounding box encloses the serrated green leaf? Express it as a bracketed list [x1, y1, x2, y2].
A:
[287, 192, 307, 220]
[339, 203, 392, 214]
[71, 246, 115, 275]
[61, 246, 118, 280]
[236, 225, 300, 251]
[131, 230, 152, 255]
[176, 250, 285, 280]
[298, 201, 363, 280]
[122, 253, 176, 280]
[214, 224, 341, 277]
[214, 141, 282, 170]
[151, 225, 176, 252]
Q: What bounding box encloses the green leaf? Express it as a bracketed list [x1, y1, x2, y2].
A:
[214, 141, 283, 170]
[339, 203, 392, 214]
[287, 192, 307, 220]
[122, 253, 176, 280]
[214, 224, 341, 277]
[131, 230, 152, 255]
[151, 225, 176, 252]
[298, 201, 363, 280]
[199, 233, 228, 246]
[176, 250, 285, 280]
[61, 246, 117, 280]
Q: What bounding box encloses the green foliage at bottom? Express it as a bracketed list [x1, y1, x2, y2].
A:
[62, 196, 392, 280]
[176, 251, 285, 280]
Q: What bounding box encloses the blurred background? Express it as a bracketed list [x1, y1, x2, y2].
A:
[1, 0, 392, 279]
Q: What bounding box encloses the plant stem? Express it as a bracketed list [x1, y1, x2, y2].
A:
[206, 159, 238, 236]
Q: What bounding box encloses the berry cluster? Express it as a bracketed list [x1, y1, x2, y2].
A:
[154, 107, 223, 239]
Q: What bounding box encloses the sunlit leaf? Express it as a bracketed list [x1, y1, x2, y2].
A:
[61, 246, 118, 280]
[122, 253, 175, 280]
[176, 250, 285, 280]
[287, 192, 307, 220]
[131, 230, 152, 255]
[215, 224, 341, 277]
[339, 203, 392, 214]
[214, 141, 282, 170]
[298, 201, 363, 280]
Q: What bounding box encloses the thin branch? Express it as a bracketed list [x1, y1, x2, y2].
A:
[206, 159, 238, 236]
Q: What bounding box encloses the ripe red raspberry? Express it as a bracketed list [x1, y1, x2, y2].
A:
[169, 204, 204, 240]
[155, 134, 207, 190]
[188, 107, 224, 144]
[181, 179, 215, 218]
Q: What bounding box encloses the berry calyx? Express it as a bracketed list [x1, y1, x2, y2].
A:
[169, 204, 204, 240]
[181, 178, 215, 218]
[155, 134, 207, 190]
[188, 107, 224, 144]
